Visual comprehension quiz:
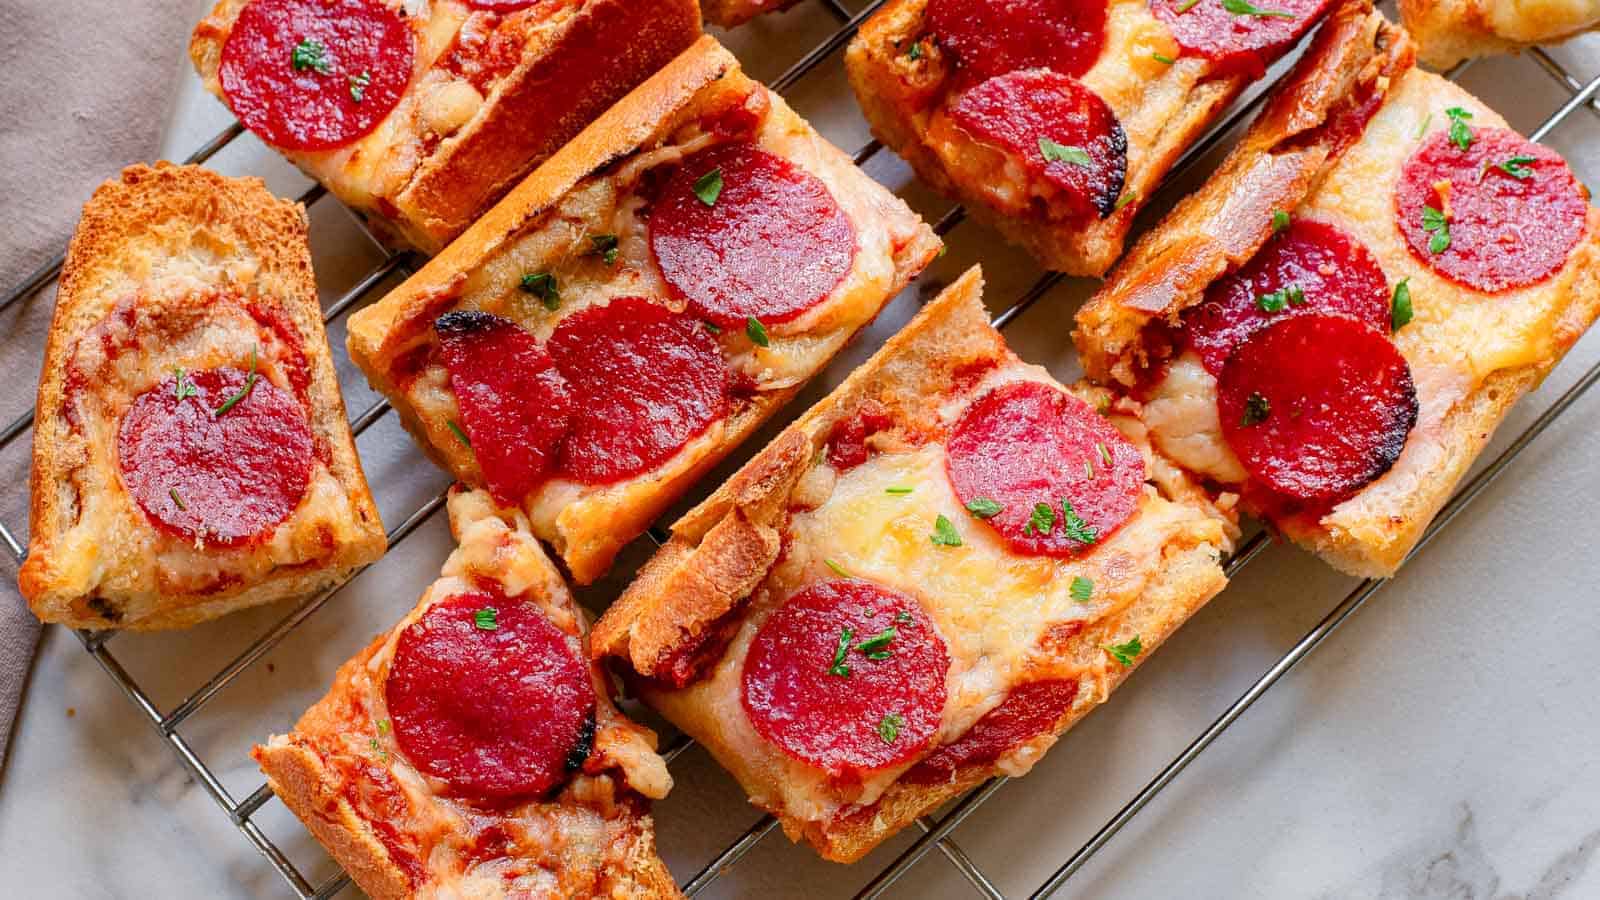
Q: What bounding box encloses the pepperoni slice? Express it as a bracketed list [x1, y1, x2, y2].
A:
[948, 70, 1127, 221]
[220, 0, 414, 151]
[946, 381, 1144, 557]
[546, 297, 729, 484]
[1395, 127, 1587, 293]
[118, 366, 313, 546]
[925, 0, 1108, 81]
[1184, 218, 1390, 375]
[436, 312, 573, 505]
[1218, 312, 1417, 503]
[903, 679, 1079, 784]
[1150, 0, 1332, 74]
[649, 142, 856, 326]
[386, 591, 596, 801]
[741, 580, 948, 776]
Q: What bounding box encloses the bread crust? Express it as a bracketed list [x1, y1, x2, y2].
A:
[19, 163, 385, 630]
[702, 0, 802, 28]
[190, 0, 702, 254]
[1399, 0, 1600, 69]
[595, 268, 1235, 861]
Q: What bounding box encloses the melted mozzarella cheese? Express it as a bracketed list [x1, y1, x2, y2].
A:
[1482, 0, 1600, 41]
[1142, 352, 1246, 484]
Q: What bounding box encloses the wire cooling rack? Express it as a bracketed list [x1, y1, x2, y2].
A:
[4, 1, 1599, 897]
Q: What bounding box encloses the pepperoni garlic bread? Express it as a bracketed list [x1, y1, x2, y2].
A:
[346, 36, 941, 585]
[591, 268, 1236, 861]
[845, 0, 1347, 275]
[255, 487, 677, 899]
[190, 0, 701, 254]
[1075, 7, 1600, 576]
[1400, 0, 1600, 68]
[18, 164, 384, 630]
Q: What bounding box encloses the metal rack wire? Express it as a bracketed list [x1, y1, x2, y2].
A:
[3, 1, 1597, 897]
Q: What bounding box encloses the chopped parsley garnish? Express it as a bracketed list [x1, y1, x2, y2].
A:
[368, 737, 387, 760]
[1256, 284, 1305, 313]
[907, 41, 924, 60]
[703, 321, 722, 335]
[291, 38, 332, 75]
[173, 367, 198, 401]
[828, 627, 854, 677]
[876, 712, 904, 744]
[589, 233, 620, 265]
[1421, 204, 1451, 254]
[1152, 52, 1176, 65]
[474, 606, 499, 631]
[1176, 0, 1201, 11]
[1104, 635, 1144, 668]
[446, 420, 472, 448]
[169, 488, 187, 511]
[1445, 106, 1474, 151]
[348, 71, 371, 103]
[1240, 391, 1271, 427]
[1113, 189, 1139, 212]
[212, 346, 258, 418]
[1391, 278, 1413, 332]
[1415, 112, 1433, 140]
[1096, 442, 1112, 466]
[1495, 155, 1536, 179]
[519, 271, 560, 311]
[885, 486, 913, 495]
[1221, 0, 1297, 18]
[1084, 459, 1095, 479]
[930, 514, 963, 547]
[1039, 138, 1092, 167]
[1272, 209, 1291, 233]
[1069, 576, 1094, 603]
[853, 627, 897, 660]
[693, 167, 724, 206]
[895, 611, 914, 625]
[824, 558, 851, 578]
[965, 497, 1003, 519]
[746, 316, 770, 347]
[377, 718, 391, 735]
[1061, 499, 1097, 544]
[1024, 501, 1056, 536]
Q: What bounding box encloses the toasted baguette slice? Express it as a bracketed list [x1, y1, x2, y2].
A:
[1400, 0, 1600, 68]
[593, 267, 1236, 862]
[190, 0, 701, 254]
[256, 487, 679, 899]
[347, 35, 940, 585]
[1074, 8, 1600, 576]
[19, 163, 384, 630]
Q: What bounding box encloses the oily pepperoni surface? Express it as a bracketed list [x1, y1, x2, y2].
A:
[1184, 218, 1390, 375]
[946, 380, 1144, 557]
[546, 297, 729, 484]
[649, 142, 856, 326]
[1150, 0, 1331, 74]
[220, 0, 414, 151]
[949, 70, 1127, 221]
[926, 0, 1108, 81]
[386, 592, 596, 801]
[904, 679, 1079, 784]
[1395, 128, 1587, 293]
[741, 580, 948, 776]
[118, 366, 313, 546]
[1218, 312, 1418, 503]
[437, 312, 573, 505]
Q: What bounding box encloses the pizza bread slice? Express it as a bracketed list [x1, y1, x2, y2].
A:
[1399, 0, 1600, 68]
[845, 0, 1354, 275]
[1074, 8, 1600, 576]
[190, 0, 702, 254]
[19, 163, 385, 630]
[590, 267, 1237, 862]
[256, 486, 678, 899]
[346, 35, 941, 585]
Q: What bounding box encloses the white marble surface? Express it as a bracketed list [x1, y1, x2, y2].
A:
[2, 2, 1600, 898]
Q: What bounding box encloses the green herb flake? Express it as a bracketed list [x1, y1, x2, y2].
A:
[1176, 0, 1201, 11]
[589, 233, 620, 265]
[377, 718, 391, 736]
[173, 367, 198, 401]
[1104, 635, 1144, 668]
[853, 627, 897, 660]
[169, 488, 187, 511]
[907, 41, 924, 61]
[930, 514, 963, 547]
[1024, 501, 1056, 536]
[895, 611, 914, 625]
[876, 711, 904, 744]
[1272, 209, 1291, 233]
[824, 558, 851, 578]
[1221, 0, 1297, 18]
[1240, 391, 1271, 427]
[446, 420, 472, 448]
[1445, 106, 1475, 151]
[1039, 138, 1093, 167]
[1414, 112, 1433, 140]
[519, 271, 560, 311]
[1113, 189, 1139, 212]
[474, 606, 499, 631]
[1496, 155, 1536, 179]
[1061, 499, 1097, 545]
[291, 38, 332, 75]
[348, 71, 371, 103]
[1069, 576, 1094, 603]
[703, 320, 722, 335]
[828, 627, 854, 677]
[1256, 284, 1304, 313]
[1391, 278, 1413, 332]
[212, 346, 259, 418]
[693, 167, 724, 206]
[746, 316, 770, 347]
[1152, 52, 1177, 65]
[1096, 442, 1112, 466]
[1421, 204, 1451, 254]
[965, 497, 1004, 519]
[368, 737, 387, 760]
[885, 486, 914, 495]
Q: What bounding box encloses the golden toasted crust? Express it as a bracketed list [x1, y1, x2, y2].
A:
[19, 163, 385, 630]
[189, 0, 702, 254]
[702, 0, 802, 28]
[1399, 0, 1600, 69]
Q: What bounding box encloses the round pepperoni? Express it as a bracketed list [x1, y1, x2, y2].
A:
[948, 70, 1127, 221]
[118, 366, 313, 546]
[925, 0, 1108, 81]
[741, 580, 948, 776]
[1184, 218, 1390, 375]
[1395, 127, 1587, 293]
[386, 591, 596, 801]
[220, 0, 414, 151]
[903, 679, 1079, 784]
[1150, 0, 1332, 74]
[946, 381, 1144, 557]
[546, 297, 729, 484]
[1218, 312, 1417, 503]
[649, 142, 856, 326]
[436, 312, 572, 505]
